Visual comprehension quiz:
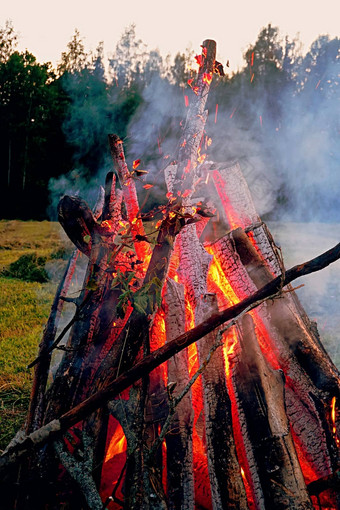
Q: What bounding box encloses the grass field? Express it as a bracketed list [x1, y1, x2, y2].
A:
[0, 220, 72, 451]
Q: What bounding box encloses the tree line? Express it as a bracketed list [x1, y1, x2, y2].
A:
[0, 21, 339, 220]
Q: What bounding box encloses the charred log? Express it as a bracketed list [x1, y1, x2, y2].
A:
[233, 314, 313, 509]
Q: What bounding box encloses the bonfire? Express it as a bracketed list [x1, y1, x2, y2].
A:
[1, 39, 340, 510]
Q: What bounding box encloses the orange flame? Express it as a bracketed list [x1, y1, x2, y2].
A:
[331, 397, 336, 424]
[188, 78, 199, 95]
[222, 329, 238, 379]
[250, 73, 255, 83]
[105, 422, 126, 462]
[143, 184, 154, 189]
[331, 397, 339, 445]
[206, 254, 240, 307]
[202, 72, 213, 85]
[197, 147, 207, 165]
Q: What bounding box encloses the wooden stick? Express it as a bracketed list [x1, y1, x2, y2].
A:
[108, 134, 152, 266]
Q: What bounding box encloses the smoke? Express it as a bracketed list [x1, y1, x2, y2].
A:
[47, 34, 340, 366]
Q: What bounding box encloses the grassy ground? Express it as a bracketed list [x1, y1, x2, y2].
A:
[0, 220, 72, 451]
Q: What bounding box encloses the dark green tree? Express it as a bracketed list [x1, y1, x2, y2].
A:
[0, 21, 70, 218]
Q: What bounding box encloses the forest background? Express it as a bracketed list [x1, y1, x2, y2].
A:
[0, 20, 339, 223]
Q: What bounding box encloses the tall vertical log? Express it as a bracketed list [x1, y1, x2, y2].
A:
[175, 220, 247, 508]
[164, 278, 195, 510]
[173, 39, 216, 197]
[196, 293, 248, 509]
[234, 314, 314, 509]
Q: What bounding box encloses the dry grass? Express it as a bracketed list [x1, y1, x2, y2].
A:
[0, 220, 71, 267]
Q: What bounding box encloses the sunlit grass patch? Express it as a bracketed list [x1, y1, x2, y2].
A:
[0, 220, 72, 267]
[0, 277, 57, 451]
[0, 222, 65, 451]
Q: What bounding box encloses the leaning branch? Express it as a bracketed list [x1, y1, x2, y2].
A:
[1, 242, 340, 472]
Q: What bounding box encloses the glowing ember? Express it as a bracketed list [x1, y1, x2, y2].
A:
[132, 159, 141, 170]
[195, 54, 204, 67]
[184, 95, 189, 107]
[250, 73, 255, 83]
[229, 107, 237, 119]
[184, 160, 191, 174]
[214, 104, 218, 124]
[250, 51, 254, 67]
[143, 184, 154, 189]
[331, 397, 339, 446]
[101, 220, 113, 231]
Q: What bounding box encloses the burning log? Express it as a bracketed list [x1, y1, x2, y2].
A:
[163, 278, 195, 510]
[233, 314, 314, 509]
[196, 293, 248, 509]
[209, 228, 339, 483]
[108, 134, 152, 267]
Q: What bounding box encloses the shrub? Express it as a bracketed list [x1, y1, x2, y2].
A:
[1, 253, 49, 283]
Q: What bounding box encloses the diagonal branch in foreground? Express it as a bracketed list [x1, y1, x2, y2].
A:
[1, 242, 340, 473]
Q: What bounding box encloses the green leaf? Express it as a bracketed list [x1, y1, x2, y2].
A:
[83, 234, 91, 244]
[133, 300, 147, 315]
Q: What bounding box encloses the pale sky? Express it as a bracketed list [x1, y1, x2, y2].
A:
[2, 0, 340, 72]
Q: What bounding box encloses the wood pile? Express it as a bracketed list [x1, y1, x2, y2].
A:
[1, 39, 340, 510]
